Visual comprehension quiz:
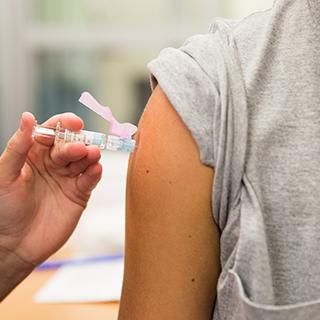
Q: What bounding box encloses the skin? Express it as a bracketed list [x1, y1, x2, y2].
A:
[0, 112, 102, 300]
[119, 86, 221, 320]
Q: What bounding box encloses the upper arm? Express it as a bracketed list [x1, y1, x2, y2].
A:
[119, 86, 221, 320]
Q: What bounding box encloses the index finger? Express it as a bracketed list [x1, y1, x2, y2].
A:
[35, 113, 84, 147]
[42, 112, 84, 131]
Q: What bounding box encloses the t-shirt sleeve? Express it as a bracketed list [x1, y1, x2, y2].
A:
[147, 34, 220, 167]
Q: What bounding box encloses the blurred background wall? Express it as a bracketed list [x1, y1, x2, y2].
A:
[0, 0, 273, 151]
[0, 0, 275, 260]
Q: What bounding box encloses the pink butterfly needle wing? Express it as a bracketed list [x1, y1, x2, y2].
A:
[79, 92, 113, 122]
[79, 92, 138, 138]
[110, 122, 138, 139]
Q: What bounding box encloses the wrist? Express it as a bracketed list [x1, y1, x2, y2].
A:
[0, 246, 35, 301]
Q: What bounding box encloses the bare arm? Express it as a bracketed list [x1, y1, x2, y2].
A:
[119, 86, 220, 320]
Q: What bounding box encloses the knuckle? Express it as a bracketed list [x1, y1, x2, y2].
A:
[62, 112, 75, 117]
[6, 138, 20, 156]
[50, 144, 66, 166]
[6, 137, 16, 151]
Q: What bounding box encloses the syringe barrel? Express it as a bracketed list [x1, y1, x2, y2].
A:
[33, 124, 136, 153]
[58, 130, 136, 152]
[107, 135, 136, 153]
[59, 129, 107, 149]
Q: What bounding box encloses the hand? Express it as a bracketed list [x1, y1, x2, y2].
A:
[0, 112, 102, 299]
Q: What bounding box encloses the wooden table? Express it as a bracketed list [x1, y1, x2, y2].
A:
[0, 267, 119, 320]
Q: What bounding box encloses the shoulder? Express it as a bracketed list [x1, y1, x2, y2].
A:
[174, 9, 272, 83]
[220, 8, 272, 40]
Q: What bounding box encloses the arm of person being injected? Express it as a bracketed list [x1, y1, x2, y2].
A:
[118, 86, 221, 320]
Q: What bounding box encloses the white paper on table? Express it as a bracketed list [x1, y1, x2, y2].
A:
[34, 259, 124, 304]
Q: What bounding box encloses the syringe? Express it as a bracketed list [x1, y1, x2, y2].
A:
[33, 122, 136, 153]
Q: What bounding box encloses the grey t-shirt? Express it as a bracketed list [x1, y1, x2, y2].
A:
[148, 0, 320, 319]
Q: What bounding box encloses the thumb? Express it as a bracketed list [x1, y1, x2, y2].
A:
[0, 112, 35, 181]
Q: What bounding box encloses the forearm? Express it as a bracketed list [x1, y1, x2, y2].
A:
[0, 246, 34, 301]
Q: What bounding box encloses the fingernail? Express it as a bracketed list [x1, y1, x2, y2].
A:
[19, 115, 26, 132]
[20, 112, 35, 132]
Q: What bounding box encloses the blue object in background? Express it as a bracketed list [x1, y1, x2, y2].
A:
[36, 254, 124, 271]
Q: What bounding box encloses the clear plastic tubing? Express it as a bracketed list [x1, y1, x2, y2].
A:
[33, 123, 136, 153]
